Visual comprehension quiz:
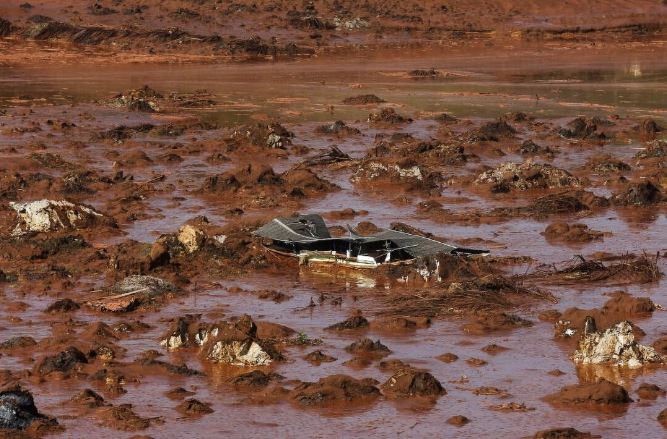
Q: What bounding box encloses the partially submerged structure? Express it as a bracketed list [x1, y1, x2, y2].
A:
[254, 214, 488, 269]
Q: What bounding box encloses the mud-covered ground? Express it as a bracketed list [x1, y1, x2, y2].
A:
[2, 2, 667, 439]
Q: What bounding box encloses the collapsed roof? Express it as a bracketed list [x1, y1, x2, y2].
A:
[253, 214, 487, 258]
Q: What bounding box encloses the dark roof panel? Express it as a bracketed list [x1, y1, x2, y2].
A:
[253, 214, 487, 257]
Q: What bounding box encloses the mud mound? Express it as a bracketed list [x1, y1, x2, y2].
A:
[345, 338, 391, 359]
[304, 350, 337, 365]
[381, 368, 445, 398]
[315, 121, 360, 136]
[639, 119, 662, 139]
[543, 223, 604, 243]
[201, 163, 336, 206]
[545, 378, 632, 407]
[612, 181, 663, 206]
[468, 119, 516, 141]
[108, 85, 163, 112]
[289, 375, 380, 407]
[36, 346, 88, 376]
[532, 428, 600, 438]
[351, 158, 438, 192]
[0, 19, 12, 37]
[326, 314, 369, 331]
[175, 399, 214, 416]
[475, 162, 582, 192]
[368, 108, 412, 125]
[342, 95, 385, 105]
[584, 155, 631, 174]
[559, 117, 609, 140]
[636, 383, 665, 400]
[462, 312, 533, 335]
[161, 314, 283, 367]
[554, 291, 656, 338]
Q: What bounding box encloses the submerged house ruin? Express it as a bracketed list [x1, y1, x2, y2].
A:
[253, 214, 488, 269]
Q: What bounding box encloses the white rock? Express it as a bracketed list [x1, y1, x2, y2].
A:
[207, 339, 272, 366]
[10, 199, 103, 236]
[177, 224, 206, 253]
[572, 321, 666, 368]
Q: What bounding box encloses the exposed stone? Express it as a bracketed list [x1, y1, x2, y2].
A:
[9, 199, 110, 236]
[475, 162, 582, 191]
[572, 321, 666, 368]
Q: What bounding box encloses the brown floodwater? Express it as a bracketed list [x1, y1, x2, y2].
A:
[1, 52, 667, 437]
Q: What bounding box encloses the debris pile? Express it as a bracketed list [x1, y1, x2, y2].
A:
[572, 321, 666, 368]
[475, 162, 582, 192]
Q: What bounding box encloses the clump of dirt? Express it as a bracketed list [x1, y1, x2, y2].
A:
[474, 162, 583, 192]
[381, 368, 445, 398]
[447, 415, 470, 426]
[367, 108, 412, 125]
[44, 298, 80, 314]
[229, 370, 284, 391]
[326, 313, 369, 331]
[315, 121, 361, 136]
[304, 350, 337, 365]
[545, 378, 632, 408]
[542, 223, 604, 244]
[345, 338, 391, 359]
[518, 140, 554, 156]
[584, 155, 631, 174]
[201, 163, 336, 208]
[409, 68, 441, 79]
[175, 399, 214, 417]
[342, 95, 385, 105]
[639, 119, 663, 139]
[108, 85, 163, 112]
[436, 353, 459, 363]
[96, 404, 160, 431]
[558, 117, 610, 140]
[351, 158, 439, 193]
[612, 181, 663, 206]
[554, 291, 656, 338]
[160, 314, 284, 367]
[370, 316, 430, 333]
[531, 428, 600, 439]
[289, 375, 380, 408]
[35, 346, 88, 377]
[659, 409, 667, 428]
[636, 383, 666, 400]
[229, 122, 294, 150]
[467, 119, 516, 141]
[462, 312, 533, 335]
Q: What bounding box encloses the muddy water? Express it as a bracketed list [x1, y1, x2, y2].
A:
[2, 55, 667, 438]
